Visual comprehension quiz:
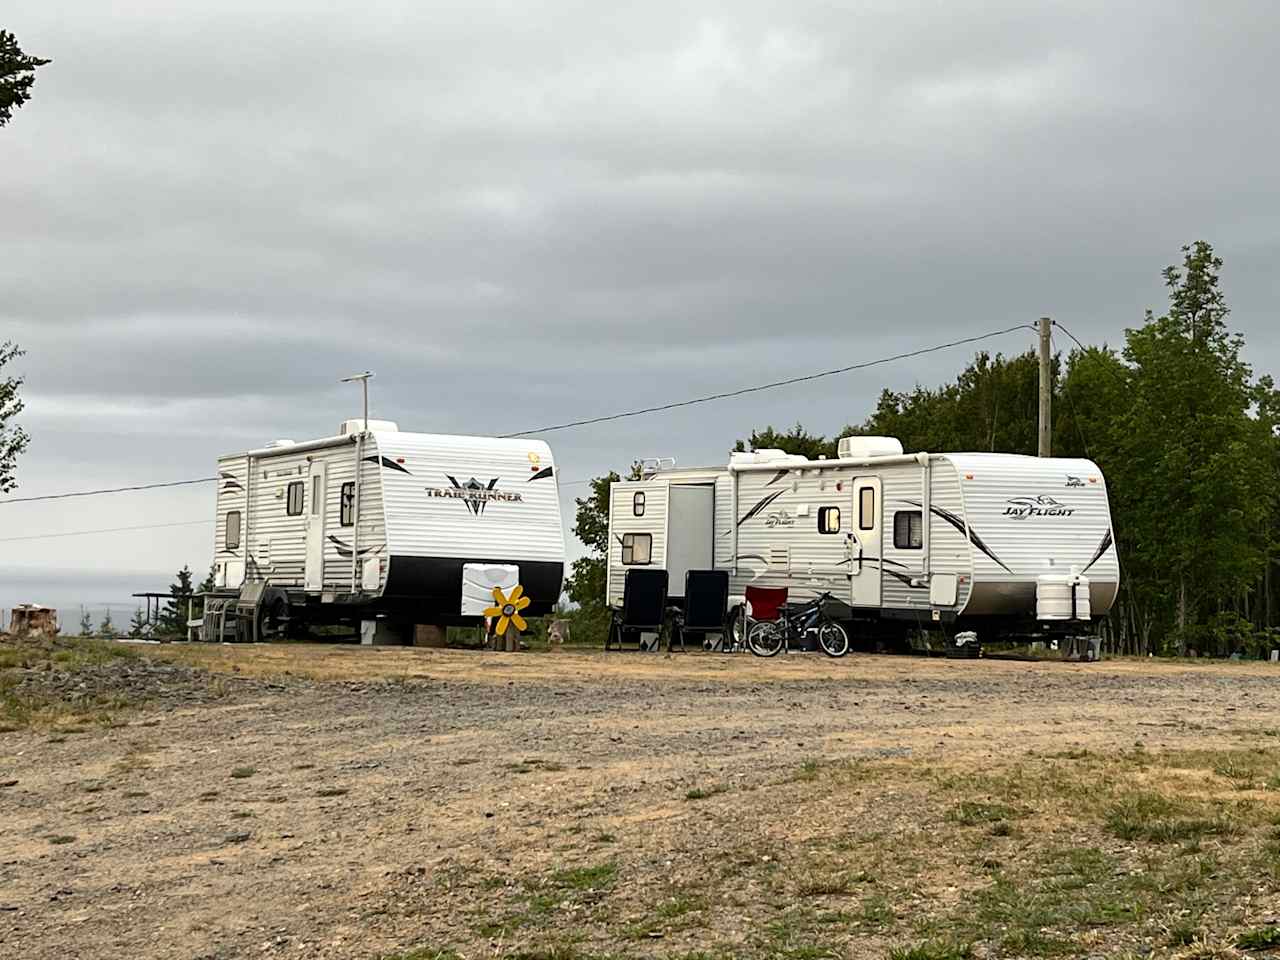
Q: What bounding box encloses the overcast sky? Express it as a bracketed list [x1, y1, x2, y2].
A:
[2, 0, 1277, 613]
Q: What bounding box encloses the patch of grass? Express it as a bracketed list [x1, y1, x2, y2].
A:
[592, 832, 616, 844]
[548, 861, 617, 891]
[859, 894, 894, 929]
[1105, 792, 1238, 843]
[382, 949, 463, 960]
[796, 874, 851, 896]
[47, 835, 76, 845]
[316, 787, 349, 797]
[1237, 926, 1280, 949]
[947, 800, 1021, 825]
[229, 766, 256, 779]
[685, 783, 730, 801]
[888, 940, 973, 960]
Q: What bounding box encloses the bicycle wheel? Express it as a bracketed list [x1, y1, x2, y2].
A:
[818, 620, 850, 658]
[747, 620, 785, 657]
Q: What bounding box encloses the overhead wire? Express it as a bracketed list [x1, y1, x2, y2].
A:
[0, 519, 214, 543]
[500, 324, 1036, 437]
[0, 324, 1036, 538]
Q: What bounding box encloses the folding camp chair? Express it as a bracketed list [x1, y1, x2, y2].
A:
[744, 585, 788, 623]
[606, 568, 669, 651]
[671, 569, 730, 652]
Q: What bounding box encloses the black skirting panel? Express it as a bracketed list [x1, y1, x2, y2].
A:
[383, 555, 565, 616]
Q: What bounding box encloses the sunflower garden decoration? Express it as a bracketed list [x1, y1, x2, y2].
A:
[485, 584, 531, 637]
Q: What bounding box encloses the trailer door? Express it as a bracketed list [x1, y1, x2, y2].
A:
[850, 476, 882, 608]
[666, 484, 714, 599]
[305, 460, 328, 591]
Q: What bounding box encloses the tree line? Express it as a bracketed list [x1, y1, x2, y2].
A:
[568, 242, 1279, 657]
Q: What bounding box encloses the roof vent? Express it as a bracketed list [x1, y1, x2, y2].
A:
[340, 419, 399, 435]
[837, 436, 904, 459]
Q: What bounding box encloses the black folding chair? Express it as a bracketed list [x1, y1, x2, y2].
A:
[606, 568, 669, 652]
[673, 569, 730, 652]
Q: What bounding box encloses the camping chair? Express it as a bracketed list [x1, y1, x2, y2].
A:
[606, 568, 669, 652]
[741, 585, 788, 652]
[672, 569, 730, 652]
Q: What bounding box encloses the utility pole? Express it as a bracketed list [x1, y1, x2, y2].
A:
[1038, 317, 1052, 458]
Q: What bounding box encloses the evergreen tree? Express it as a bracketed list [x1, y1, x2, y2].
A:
[128, 607, 147, 639]
[78, 607, 92, 637]
[0, 341, 28, 493]
[1112, 241, 1272, 653]
[98, 611, 117, 639]
[0, 31, 49, 128]
[156, 565, 195, 637]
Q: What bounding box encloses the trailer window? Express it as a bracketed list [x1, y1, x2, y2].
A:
[621, 532, 652, 565]
[894, 510, 923, 549]
[340, 482, 355, 526]
[286, 481, 304, 516]
[633, 491, 645, 517]
[818, 506, 841, 534]
[226, 510, 241, 551]
[859, 487, 876, 530]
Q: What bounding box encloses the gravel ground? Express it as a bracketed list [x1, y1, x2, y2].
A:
[2, 647, 1279, 959]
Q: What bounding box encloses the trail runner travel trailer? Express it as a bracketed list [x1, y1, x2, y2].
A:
[206, 420, 564, 642]
[606, 437, 1118, 652]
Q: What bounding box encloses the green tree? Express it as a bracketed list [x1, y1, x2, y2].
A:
[0, 341, 28, 492]
[563, 472, 621, 642]
[156, 566, 195, 637]
[78, 606, 92, 637]
[128, 607, 147, 639]
[98, 611, 117, 639]
[1111, 241, 1272, 653]
[0, 31, 50, 128]
[734, 423, 835, 460]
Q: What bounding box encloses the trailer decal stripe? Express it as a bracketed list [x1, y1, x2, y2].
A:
[527, 466, 555, 482]
[737, 490, 785, 527]
[905, 499, 1013, 573]
[1081, 528, 1114, 573]
[362, 455, 412, 475]
[765, 469, 790, 487]
[327, 535, 383, 559]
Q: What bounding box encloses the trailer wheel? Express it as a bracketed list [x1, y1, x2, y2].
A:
[259, 596, 291, 642]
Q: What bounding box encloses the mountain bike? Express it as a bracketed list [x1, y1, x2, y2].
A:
[746, 591, 850, 658]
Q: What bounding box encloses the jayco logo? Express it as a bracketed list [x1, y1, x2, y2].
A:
[1065, 475, 1085, 488]
[1003, 495, 1076, 520]
[765, 510, 795, 528]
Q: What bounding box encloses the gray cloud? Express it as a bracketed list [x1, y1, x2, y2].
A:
[1, 0, 1277, 598]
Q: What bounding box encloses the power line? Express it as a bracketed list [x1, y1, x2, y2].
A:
[0, 476, 216, 505]
[2, 325, 1035, 508]
[500, 324, 1036, 437]
[0, 519, 214, 543]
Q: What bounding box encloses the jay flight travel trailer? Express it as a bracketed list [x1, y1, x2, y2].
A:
[607, 437, 1119, 654]
[206, 420, 565, 642]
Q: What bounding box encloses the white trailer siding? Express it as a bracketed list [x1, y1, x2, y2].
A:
[214, 455, 249, 582]
[236, 440, 389, 592]
[879, 460, 974, 613]
[607, 479, 669, 607]
[731, 466, 859, 604]
[946, 454, 1118, 616]
[374, 432, 562, 564]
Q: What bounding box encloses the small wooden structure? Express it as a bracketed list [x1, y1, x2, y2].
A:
[7, 604, 59, 638]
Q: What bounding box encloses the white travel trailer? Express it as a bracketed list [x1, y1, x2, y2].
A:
[607, 437, 1118, 650]
[207, 420, 564, 641]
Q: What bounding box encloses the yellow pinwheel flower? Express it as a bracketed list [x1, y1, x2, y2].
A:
[484, 584, 531, 635]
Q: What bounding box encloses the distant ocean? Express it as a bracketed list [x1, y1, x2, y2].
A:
[0, 566, 177, 633]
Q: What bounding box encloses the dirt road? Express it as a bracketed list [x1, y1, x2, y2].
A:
[3, 647, 1279, 959]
